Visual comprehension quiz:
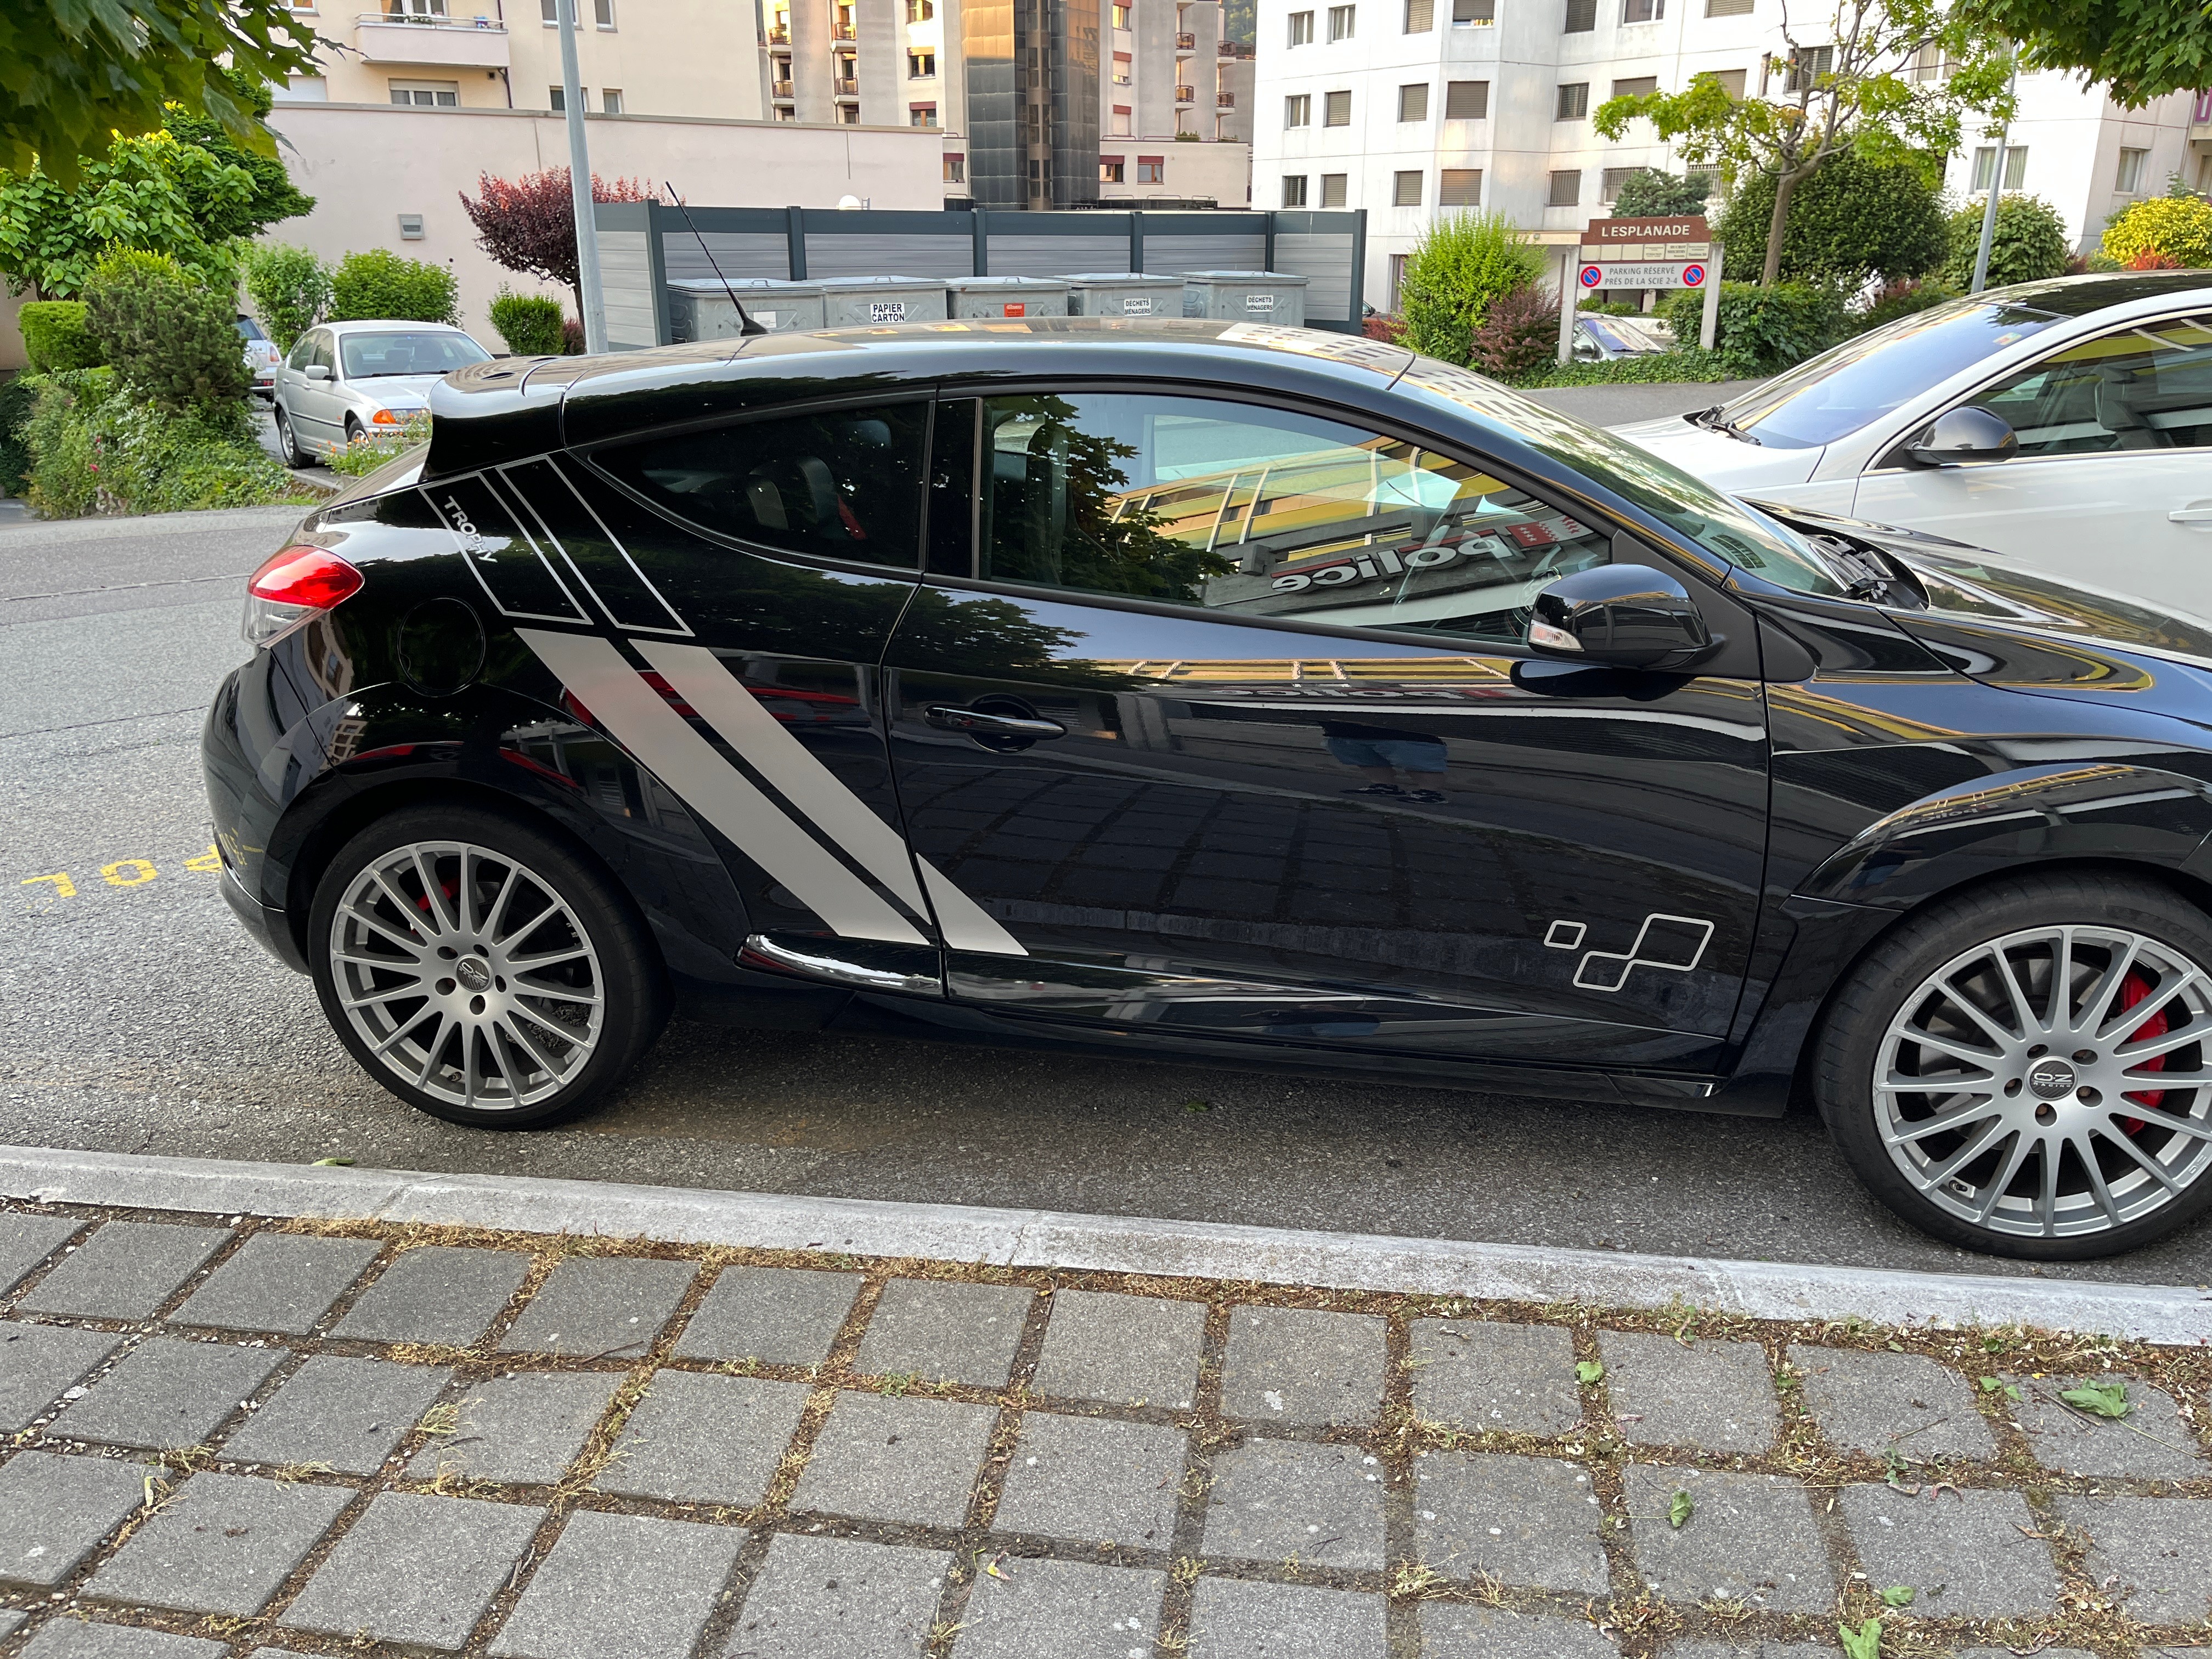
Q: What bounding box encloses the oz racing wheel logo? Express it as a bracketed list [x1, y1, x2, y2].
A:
[1545, 912, 1716, 992]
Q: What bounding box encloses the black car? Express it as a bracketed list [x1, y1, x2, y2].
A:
[205, 319, 2212, 1260]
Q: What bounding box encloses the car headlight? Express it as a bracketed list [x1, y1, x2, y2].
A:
[370, 408, 402, 426]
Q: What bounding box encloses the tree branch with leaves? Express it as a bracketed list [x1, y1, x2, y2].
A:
[1594, 0, 2014, 285]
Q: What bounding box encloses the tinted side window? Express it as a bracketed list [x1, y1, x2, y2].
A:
[310, 333, 337, 373]
[1970, 313, 2212, 454]
[287, 332, 320, 371]
[977, 392, 1609, 645]
[594, 402, 929, 568]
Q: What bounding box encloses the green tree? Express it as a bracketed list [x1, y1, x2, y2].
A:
[1954, 0, 2212, 106]
[241, 242, 330, 351]
[83, 247, 251, 414]
[1939, 193, 2070, 287]
[162, 71, 314, 240]
[329, 249, 459, 324]
[1594, 0, 2013, 285]
[0, 0, 323, 189]
[1611, 169, 1711, 218]
[1398, 210, 1544, 366]
[1716, 152, 1948, 285]
[0, 130, 252, 297]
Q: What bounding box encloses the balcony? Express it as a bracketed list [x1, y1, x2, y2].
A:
[833, 76, 859, 94]
[1218, 37, 1252, 55]
[766, 22, 787, 40]
[1175, 30, 1195, 48]
[1174, 83, 1195, 101]
[772, 78, 793, 96]
[1216, 89, 1234, 106]
[354, 11, 510, 66]
[833, 21, 854, 37]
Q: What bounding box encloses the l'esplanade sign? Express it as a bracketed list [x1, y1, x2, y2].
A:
[1577, 215, 1714, 291]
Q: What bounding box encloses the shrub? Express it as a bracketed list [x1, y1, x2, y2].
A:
[1610, 168, 1709, 219]
[1855, 277, 1961, 332]
[20, 370, 312, 518]
[1511, 347, 1735, 388]
[19, 302, 105, 372]
[242, 243, 333, 353]
[487, 289, 566, 356]
[1398, 211, 1545, 366]
[1662, 281, 1848, 376]
[323, 411, 432, 477]
[2103, 196, 2212, 270]
[1939, 194, 2071, 289]
[1468, 285, 1560, 381]
[329, 249, 460, 324]
[82, 249, 252, 415]
[561, 315, 586, 354]
[0, 373, 34, 495]
[1361, 312, 1405, 343]
[1718, 155, 1948, 286]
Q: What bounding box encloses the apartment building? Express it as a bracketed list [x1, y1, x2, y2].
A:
[275, 0, 767, 122]
[765, 0, 1252, 206]
[1254, 0, 2208, 310]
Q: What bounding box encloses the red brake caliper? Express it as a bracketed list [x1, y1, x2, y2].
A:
[2115, 971, 2166, 1132]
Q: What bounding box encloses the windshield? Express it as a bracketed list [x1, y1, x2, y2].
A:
[233, 317, 268, 342]
[338, 331, 492, 380]
[1719, 298, 2066, 449]
[1401, 358, 1853, 597]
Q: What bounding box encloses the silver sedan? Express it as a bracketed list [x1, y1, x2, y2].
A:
[272, 320, 491, 462]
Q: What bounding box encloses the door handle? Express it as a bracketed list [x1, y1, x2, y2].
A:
[2170, 506, 2212, 526]
[924, 704, 1068, 740]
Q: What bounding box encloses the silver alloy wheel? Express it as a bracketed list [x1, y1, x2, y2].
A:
[328, 840, 604, 1110]
[1876, 923, 2212, 1238]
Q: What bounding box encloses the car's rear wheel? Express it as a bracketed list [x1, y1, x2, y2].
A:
[1816, 872, 2212, 1258]
[309, 804, 668, 1127]
[274, 405, 309, 466]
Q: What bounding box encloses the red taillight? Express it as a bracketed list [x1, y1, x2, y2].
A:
[242, 545, 363, 647]
[249, 546, 364, 608]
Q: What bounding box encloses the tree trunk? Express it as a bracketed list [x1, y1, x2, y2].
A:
[1763, 169, 1798, 286]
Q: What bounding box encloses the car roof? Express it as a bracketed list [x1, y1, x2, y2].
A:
[324, 320, 475, 335]
[1976, 270, 2212, 317]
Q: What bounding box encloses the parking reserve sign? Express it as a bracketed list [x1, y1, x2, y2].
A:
[1576, 216, 1713, 290]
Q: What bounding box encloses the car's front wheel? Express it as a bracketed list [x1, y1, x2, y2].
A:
[308, 804, 668, 1127]
[274, 404, 309, 466]
[1816, 872, 2212, 1258]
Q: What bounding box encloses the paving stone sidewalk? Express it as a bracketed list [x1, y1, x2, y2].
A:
[2, 1202, 2209, 1659]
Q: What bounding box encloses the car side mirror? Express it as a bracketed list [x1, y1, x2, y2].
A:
[1528, 564, 1715, 670]
[304, 363, 332, 382]
[1904, 405, 2016, 467]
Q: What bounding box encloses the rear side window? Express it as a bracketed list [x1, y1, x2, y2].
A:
[593, 402, 929, 568]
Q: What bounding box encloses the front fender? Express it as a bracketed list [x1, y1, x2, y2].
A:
[1796, 760, 2212, 909]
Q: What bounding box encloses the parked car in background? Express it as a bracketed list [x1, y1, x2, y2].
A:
[207, 319, 2212, 1259]
[1574, 313, 1673, 360]
[271, 320, 492, 464]
[236, 316, 279, 400]
[1612, 272, 2212, 616]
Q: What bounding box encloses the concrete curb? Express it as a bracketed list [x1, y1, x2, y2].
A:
[3, 1144, 2207, 1345]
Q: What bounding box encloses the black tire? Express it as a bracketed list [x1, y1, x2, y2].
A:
[1815, 870, 2212, 1259]
[308, 803, 668, 1128]
[274, 404, 309, 467]
[342, 415, 363, 447]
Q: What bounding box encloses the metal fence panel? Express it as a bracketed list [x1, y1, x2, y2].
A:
[1270, 233, 1353, 321]
[599, 228, 659, 351]
[662, 233, 793, 282]
[804, 233, 977, 278]
[1139, 233, 1269, 276]
[986, 233, 1135, 275]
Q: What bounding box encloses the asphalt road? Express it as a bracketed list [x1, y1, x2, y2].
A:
[4, 498, 2209, 1290]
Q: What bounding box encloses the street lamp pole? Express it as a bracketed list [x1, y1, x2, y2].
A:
[557, 0, 608, 353]
[1970, 56, 2017, 295]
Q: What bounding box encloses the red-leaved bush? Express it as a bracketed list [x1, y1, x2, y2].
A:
[459, 170, 656, 319]
[1468, 285, 1559, 381]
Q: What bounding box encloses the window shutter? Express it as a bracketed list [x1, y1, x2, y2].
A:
[1398, 82, 1429, 120]
[1403, 0, 1433, 30]
[1324, 88, 1352, 124]
[1439, 170, 1481, 206]
[1564, 0, 1596, 29]
[1444, 80, 1488, 119]
[1393, 170, 1423, 206]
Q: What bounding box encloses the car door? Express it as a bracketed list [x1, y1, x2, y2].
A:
[879, 387, 1771, 1068]
[499, 397, 943, 982]
[291, 329, 346, 443]
[1853, 310, 2212, 614]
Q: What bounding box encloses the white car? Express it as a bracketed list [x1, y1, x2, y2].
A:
[1574, 313, 1674, 360]
[272, 320, 491, 463]
[1612, 272, 2212, 615]
[235, 315, 279, 400]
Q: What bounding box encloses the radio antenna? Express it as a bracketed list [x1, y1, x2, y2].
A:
[662, 179, 766, 337]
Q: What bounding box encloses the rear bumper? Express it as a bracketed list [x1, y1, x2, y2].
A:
[221, 864, 308, 973]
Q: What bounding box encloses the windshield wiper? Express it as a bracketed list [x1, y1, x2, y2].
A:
[1685, 404, 1763, 445]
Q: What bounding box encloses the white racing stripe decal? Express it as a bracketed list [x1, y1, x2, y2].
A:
[517, 630, 928, 946]
[636, 641, 1029, 958]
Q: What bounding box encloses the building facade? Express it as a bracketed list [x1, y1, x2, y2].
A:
[768, 0, 1251, 205]
[1252, 0, 2208, 311]
[276, 0, 768, 123]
